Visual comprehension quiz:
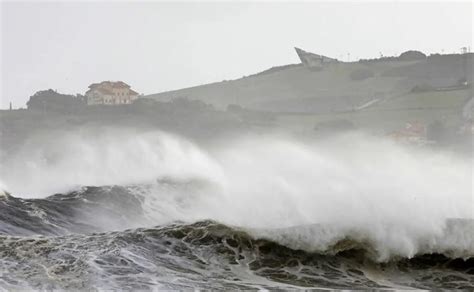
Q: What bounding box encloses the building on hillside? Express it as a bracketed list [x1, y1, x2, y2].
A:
[388, 121, 427, 144]
[86, 81, 139, 105]
[294, 47, 338, 69]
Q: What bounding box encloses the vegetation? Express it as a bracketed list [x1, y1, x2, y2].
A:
[0, 96, 249, 155]
[26, 89, 85, 113]
[370, 89, 470, 111]
[426, 120, 446, 142]
[398, 50, 427, 61]
[350, 68, 375, 81]
[359, 50, 426, 63]
[314, 119, 355, 133]
[247, 64, 302, 78]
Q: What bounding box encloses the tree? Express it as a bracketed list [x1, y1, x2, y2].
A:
[399, 50, 427, 61]
[426, 120, 445, 142]
[26, 89, 86, 112]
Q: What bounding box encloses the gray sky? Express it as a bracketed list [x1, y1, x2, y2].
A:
[1, 1, 472, 109]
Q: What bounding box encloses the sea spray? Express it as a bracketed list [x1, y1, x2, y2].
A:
[0, 129, 472, 260]
[0, 129, 223, 197]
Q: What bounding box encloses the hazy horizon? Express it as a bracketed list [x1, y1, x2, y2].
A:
[1, 1, 473, 109]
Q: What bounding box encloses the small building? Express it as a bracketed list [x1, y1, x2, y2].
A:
[388, 121, 427, 144]
[86, 81, 139, 105]
[294, 47, 338, 69]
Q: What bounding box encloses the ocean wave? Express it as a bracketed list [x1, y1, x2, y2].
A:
[0, 130, 473, 288]
[0, 220, 473, 289]
[1, 185, 472, 262]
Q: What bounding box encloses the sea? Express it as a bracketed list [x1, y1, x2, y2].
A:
[0, 131, 472, 289]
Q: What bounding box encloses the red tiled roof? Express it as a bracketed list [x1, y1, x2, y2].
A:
[88, 81, 130, 89]
[87, 81, 139, 97]
[112, 81, 130, 88]
[87, 87, 139, 96]
[87, 87, 114, 95]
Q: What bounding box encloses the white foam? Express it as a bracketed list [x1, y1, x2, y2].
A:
[1, 129, 472, 260]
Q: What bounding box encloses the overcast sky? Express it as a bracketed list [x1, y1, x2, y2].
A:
[1, 1, 472, 108]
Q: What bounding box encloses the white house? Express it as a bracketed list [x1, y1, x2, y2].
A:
[86, 81, 139, 105]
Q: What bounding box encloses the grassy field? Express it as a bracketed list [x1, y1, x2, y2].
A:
[275, 109, 460, 134]
[369, 89, 471, 111]
[146, 61, 411, 112]
[273, 89, 470, 134]
[147, 54, 472, 117]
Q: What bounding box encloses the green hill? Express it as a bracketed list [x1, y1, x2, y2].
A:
[146, 53, 472, 115]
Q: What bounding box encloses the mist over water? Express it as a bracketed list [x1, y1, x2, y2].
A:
[1, 129, 221, 197]
[1, 129, 472, 261]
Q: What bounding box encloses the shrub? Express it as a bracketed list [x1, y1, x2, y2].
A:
[26, 89, 85, 112]
[350, 68, 375, 81]
[399, 50, 427, 61]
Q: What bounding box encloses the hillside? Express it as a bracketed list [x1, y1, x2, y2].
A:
[272, 90, 471, 134]
[0, 99, 249, 157]
[146, 53, 473, 114]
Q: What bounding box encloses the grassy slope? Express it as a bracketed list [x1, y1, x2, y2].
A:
[146, 53, 471, 112]
[371, 90, 470, 111]
[146, 61, 412, 112]
[274, 89, 471, 134]
[130, 54, 474, 133]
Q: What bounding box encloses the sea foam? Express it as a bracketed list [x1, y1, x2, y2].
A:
[1, 129, 472, 260]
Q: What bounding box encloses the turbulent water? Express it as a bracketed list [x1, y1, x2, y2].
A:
[0, 130, 472, 289]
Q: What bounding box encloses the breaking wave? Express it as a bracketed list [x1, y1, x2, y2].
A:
[0, 186, 473, 289]
[1, 129, 472, 261]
